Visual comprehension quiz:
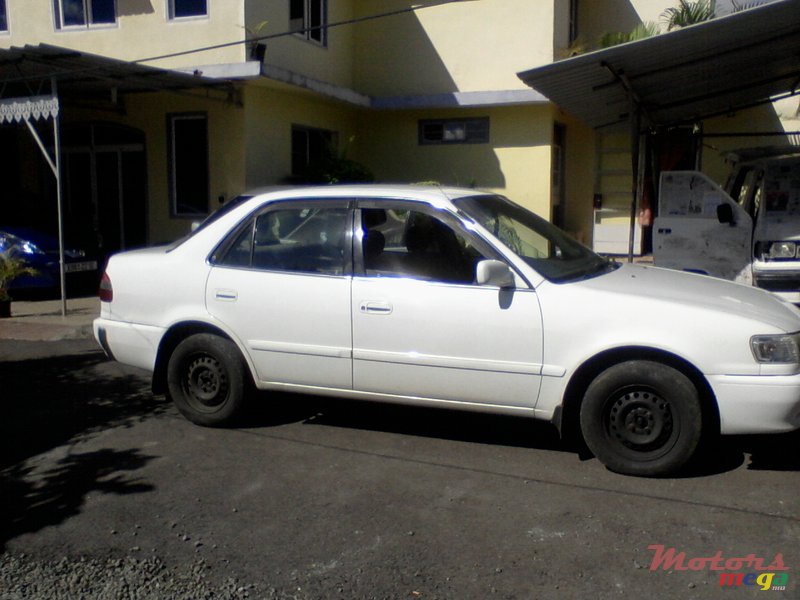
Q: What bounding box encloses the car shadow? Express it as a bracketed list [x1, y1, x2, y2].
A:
[246, 391, 572, 454]
[245, 391, 799, 478]
[0, 345, 165, 551]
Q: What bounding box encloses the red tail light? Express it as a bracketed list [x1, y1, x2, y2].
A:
[99, 272, 113, 302]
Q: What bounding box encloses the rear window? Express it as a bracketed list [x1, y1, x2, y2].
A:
[166, 195, 253, 250]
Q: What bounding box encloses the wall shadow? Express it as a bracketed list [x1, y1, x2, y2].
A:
[0, 345, 166, 551]
[118, 0, 155, 16]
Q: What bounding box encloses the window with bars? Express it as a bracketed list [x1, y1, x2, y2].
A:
[418, 118, 490, 145]
[53, 0, 116, 28]
[290, 0, 327, 45]
[291, 125, 336, 179]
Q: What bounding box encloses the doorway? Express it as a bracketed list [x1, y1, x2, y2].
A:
[61, 123, 147, 259]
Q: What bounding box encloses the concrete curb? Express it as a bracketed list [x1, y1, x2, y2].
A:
[0, 297, 99, 342]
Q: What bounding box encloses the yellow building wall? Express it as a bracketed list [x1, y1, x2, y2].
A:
[1, 0, 246, 68]
[558, 110, 597, 245]
[353, 0, 556, 96]
[247, 0, 355, 89]
[702, 104, 800, 185]
[353, 105, 554, 218]
[578, 0, 668, 49]
[241, 84, 360, 188]
[63, 91, 246, 245]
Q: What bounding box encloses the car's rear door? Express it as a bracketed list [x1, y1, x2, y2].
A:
[205, 199, 354, 389]
[350, 201, 544, 409]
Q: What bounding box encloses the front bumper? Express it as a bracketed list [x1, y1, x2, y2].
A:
[753, 267, 800, 303]
[709, 373, 800, 434]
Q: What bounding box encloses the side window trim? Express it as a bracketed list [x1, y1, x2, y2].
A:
[210, 199, 355, 277]
[354, 199, 504, 285]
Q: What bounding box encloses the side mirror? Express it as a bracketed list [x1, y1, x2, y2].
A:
[717, 203, 735, 226]
[476, 259, 515, 288]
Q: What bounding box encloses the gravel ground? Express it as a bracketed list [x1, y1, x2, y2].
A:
[0, 552, 288, 600]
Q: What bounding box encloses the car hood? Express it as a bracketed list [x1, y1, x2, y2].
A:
[576, 263, 800, 332]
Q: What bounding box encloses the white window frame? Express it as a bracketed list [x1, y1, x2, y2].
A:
[0, 0, 9, 33]
[290, 0, 327, 46]
[53, 0, 117, 30]
[167, 0, 208, 20]
[168, 113, 210, 218]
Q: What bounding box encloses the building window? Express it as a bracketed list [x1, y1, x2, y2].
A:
[0, 0, 8, 32]
[53, 0, 116, 28]
[291, 125, 335, 179]
[419, 118, 490, 145]
[168, 0, 207, 19]
[290, 0, 327, 45]
[568, 0, 579, 44]
[168, 114, 209, 217]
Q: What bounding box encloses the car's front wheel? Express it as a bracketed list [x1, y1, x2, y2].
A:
[167, 333, 248, 427]
[579, 360, 703, 477]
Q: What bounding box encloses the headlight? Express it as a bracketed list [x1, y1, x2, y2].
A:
[758, 241, 799, 260]
[0, 233, 45, 256]
[751, 333, 800, 363]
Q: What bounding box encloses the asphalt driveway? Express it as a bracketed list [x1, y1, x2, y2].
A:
[1, 339, 798, 599]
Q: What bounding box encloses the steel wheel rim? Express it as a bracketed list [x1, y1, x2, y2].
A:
[604, 387, 678, 458]
[183, 354, 229, 412]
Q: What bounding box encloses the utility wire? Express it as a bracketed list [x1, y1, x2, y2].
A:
[0, 0, 466, 85]
[135, 0, 466, 65]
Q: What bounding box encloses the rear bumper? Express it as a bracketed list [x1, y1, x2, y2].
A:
[710, 373, 800, 434]
[93, 317, 164, 373]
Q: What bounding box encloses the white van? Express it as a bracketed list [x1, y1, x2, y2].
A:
[654, 147, 800, 303]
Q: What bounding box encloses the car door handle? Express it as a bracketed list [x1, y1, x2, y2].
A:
[214, 289, 238, 302]
[360, 301, 392, 314]
[657, 228, 672, 234]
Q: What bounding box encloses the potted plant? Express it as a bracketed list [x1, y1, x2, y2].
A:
[243, 20, 269, 62]
[0, 250, 37, 318]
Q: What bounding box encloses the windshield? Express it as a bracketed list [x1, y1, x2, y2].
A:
[454, 194, 616, 283]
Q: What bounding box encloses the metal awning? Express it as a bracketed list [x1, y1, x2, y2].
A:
[517, 0, 800, 129]
[0, 45, 231, 315]
[0, 44, 229, 100]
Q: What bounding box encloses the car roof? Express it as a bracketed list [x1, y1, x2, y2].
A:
[239, 184, 490, 209]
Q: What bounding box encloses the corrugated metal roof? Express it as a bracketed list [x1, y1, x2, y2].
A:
[0, 44, 229, 100]
[517, 0, 800, 129]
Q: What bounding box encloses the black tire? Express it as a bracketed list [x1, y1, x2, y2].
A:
[579, 360, 702, 477]
[167, 333, 248, 427]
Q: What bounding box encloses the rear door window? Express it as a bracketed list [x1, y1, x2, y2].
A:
[213, 202, 351, 276]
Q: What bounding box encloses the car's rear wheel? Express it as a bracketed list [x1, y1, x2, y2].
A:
[167, 333, 248, 427]
[579, 360, 703, 477]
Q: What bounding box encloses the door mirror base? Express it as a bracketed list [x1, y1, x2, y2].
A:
[717, 203, 735, 226]
[476, 260, 515, 288]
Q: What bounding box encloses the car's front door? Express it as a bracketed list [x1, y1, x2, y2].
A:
[206, 200, 353, 389]
[654, 171, 752, 284]
[351, 202, 544, 409]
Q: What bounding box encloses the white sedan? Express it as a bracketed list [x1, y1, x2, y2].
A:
[94, 185, 800, 476]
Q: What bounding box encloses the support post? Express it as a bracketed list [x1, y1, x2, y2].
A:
[52, 78, 66, 317]
[628, 109, 642, 263]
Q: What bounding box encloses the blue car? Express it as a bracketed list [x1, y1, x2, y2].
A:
[0, 226, 99, 293]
